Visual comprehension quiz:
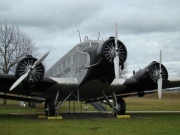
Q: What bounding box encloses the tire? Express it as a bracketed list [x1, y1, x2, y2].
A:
[45, 98, 55, 116]
[116, 98, 126, 115]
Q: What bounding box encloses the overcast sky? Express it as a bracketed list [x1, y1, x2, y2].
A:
[0, 0, 180, 78]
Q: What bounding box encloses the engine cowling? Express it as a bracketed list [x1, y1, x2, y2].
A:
[15, 55, 45, 84]
[101, 37, 127, 65]
[148, 61, 168, 84]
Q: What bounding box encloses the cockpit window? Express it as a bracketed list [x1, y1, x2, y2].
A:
[91, 43, 99, 47]
[78, 44, 83, 51]
[84, 43, 90, 49]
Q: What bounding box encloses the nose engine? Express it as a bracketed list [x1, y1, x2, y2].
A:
[101, 37, 127, 65]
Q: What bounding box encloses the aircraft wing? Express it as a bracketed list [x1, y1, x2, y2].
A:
[0, 74, 78, 101]
[163, 77, 180, 88]
[106, 76, 180, 98]
[108, 61, 180, 99]
[90, 77, 180, 102]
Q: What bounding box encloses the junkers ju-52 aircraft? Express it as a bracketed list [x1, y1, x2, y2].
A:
[0, 24, 180, 116]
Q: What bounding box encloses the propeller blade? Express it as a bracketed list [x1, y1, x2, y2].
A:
[157, 49, 162, 99]
[157, 77, 162, 99]
[115, 23, 118, 50]
[9, 71, 29, 91]
[159, 49, 162, 70]
[33, 51, 50, 68]
[114, 23, 119, 79]
[114, 56, 119, 79]
[10, 51, 50, 91]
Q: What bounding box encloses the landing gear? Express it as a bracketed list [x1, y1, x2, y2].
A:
[102, 92, 126, 116]
[138, 91, 145, 97]
[44, 91, 75, 117]
[116, 98, 126, 115]
[45, 98, 55, 116]
[28, 101, 36, 108]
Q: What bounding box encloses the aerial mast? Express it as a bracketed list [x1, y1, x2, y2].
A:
[77, 29, 82, 43]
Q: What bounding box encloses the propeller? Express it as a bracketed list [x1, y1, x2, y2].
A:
[114, 23, 119, 79]
[157, 49, 162, 99]
[9, 51, 50, 91]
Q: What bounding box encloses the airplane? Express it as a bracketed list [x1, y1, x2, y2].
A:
[0, 23, 180, 116]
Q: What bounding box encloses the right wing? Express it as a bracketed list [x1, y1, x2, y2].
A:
[163, 77, 180, 88]
[0, 74, 78, 102]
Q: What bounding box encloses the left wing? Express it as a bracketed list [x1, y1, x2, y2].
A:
[0, 51, 78, 101]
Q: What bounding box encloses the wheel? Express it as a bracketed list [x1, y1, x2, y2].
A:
[116, 98, 126, 115]
[45, 98, 55, 116]
[28, 101, 36, 108]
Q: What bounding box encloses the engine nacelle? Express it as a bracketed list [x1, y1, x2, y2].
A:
[15, 55, 45, 84]
[96, 37, 127, 65]
[133, 61, 168, 85]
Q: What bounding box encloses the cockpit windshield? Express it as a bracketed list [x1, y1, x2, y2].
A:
[78, 41, 101, 51]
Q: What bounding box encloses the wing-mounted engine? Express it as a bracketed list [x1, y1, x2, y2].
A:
[132, 61, 168, 88]
[129, 50, 167, 99]
[101, 37, 127, 65]
[15, 55, 45, 84]
[9, 51, 49, 91]
[148, 61, 168, 84]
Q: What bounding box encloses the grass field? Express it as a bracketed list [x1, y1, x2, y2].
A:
[0, 113, 179, 135]
[0, 92, 180, 135]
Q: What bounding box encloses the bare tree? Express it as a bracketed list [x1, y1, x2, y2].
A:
[0, 20, 38, 105]
[119, 62, 128, 79]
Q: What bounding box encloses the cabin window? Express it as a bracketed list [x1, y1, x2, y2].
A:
[82, 45, 85, 50]
[73, 54, 76, 62]
[63, 61, 66, 68]
[78, 44, 83, 51]
[67, 57, 71, 65]
[71, 55, 73, 63]
[52, 70, 55, 76]
[54, 67, 58, 75]
[58, 65, 61, 71]
[57, 67, 58, 74]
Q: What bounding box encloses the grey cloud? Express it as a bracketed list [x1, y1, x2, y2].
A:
[76, 0, 180, 35]
[0, 0, 180, 77]
[0, 0, 103, 33]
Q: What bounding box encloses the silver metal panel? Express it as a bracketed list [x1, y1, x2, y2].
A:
[46, 77, 78, 93]
[45, 40, 102, 79]
[72, 51, 90, 84]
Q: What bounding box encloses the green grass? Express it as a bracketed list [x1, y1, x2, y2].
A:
[0, 95, 180, 135]
[125, 98, 180, 111]
[0, 113, 179, 135]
